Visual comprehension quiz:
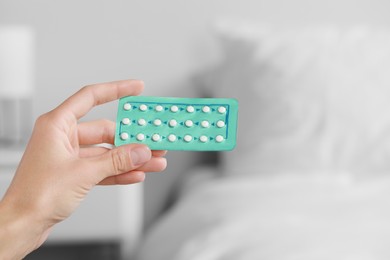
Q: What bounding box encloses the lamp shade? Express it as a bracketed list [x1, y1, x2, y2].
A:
[0, 26, 34, 98]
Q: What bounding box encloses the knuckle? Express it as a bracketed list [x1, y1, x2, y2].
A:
[111, 149, 132, 175]
[36, 109, 64, 125]
[101, 120, 115, 143]
[101, 119, 114, 131]
[101, 119, 113, 125]
[38, 111, 55, 120]
[79, 85, 94, 97]
[35, 113, 49, 124]
[80, 84, 99, 105]
[81, 84, 93, 91]
[35, 112, 54, 128]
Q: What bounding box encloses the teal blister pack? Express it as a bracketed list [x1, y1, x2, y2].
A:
[115, 96, 238, 151]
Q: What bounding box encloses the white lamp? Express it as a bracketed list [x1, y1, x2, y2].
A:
[0, 26, 35, 147]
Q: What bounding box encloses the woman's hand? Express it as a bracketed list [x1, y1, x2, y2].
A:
[0, 80, 167, 259]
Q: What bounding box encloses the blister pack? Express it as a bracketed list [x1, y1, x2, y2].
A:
[115, 96, 238, 151]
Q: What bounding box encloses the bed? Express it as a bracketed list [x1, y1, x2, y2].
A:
[136, 23, 390, 260]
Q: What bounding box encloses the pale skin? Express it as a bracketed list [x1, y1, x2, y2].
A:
[0, 80, 167, 260]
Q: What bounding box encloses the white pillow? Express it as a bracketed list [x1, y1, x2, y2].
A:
[195, 24, 390, 176]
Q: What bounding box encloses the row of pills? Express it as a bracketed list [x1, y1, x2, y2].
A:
[123, 103, 227, 114]
[121, 118, 226, 128]
[120, 132, 225, 143]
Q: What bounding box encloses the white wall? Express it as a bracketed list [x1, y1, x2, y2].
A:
[1, 0, 389, 119]
[1, 0, 390, 230]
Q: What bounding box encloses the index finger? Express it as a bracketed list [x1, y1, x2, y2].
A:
[56, 79, 144, 120]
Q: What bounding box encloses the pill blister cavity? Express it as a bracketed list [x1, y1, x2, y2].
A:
[216, 135, 224, 143]
[170, 105, 179, 112]
[185, 120, 193, 127]
[186, 106, 195, 113]
[154, 119, 162, 126]
[169, 119, 178, 127]
[200, 135, 208, 143]
[136, 133, 145, 141]
[217, 120, 225, 128]
[184, 135, 192, 142]
[168, 134, 177, 142]
[202, 106, 210, 113]
[218, 106, 227, 114]
[201, 120, 210, 128]
[122, 118, 131, 125]
[155, 105, 164, 112]
[123, 103, 132, 111]
[120, 132, 129, 140]
[140, 104, 148, 111]
[152, 134, 161, 142]
[138, 118, 147, 126]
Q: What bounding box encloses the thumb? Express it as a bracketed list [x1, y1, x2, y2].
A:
[90, 144, 152, 180]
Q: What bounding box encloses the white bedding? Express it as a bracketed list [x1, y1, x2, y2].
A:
[135, 25, 390, 259]
[137, 173, 390, 260]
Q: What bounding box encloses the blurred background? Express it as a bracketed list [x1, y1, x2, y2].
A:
[1, 0, 390, 259]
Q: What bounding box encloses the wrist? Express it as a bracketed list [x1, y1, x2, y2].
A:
[0, 198, 50, 259]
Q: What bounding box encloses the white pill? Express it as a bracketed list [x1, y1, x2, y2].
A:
[185, 120, 193, 127]
[155, 105, 164, 112]
[202, 106, 210, 113]
[169, 119, 177, 127]
[122, 118, 131, 125]
[216, 120, 225, 128]
[120, 132, 129, 140]
[216, 135, 224, 143]
[201, 120, 210, 128]
[136, 133, 145, 141]
[152, 134, 161, 142]
[186, 106, 195, 113]
[170, 105, 179, 112]
[123, 103, 132, 111]
[154, 119, 162, 126]
[199, 135, 208, 143]
[168, 134, 177, 142]
[218, 106, 227, 114]
[184, 135, 192, 142]
[138, 118, 147, 126]
[139, 104, 148, 111]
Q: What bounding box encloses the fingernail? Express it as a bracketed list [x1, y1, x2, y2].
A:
[130, 146, 151, 166]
